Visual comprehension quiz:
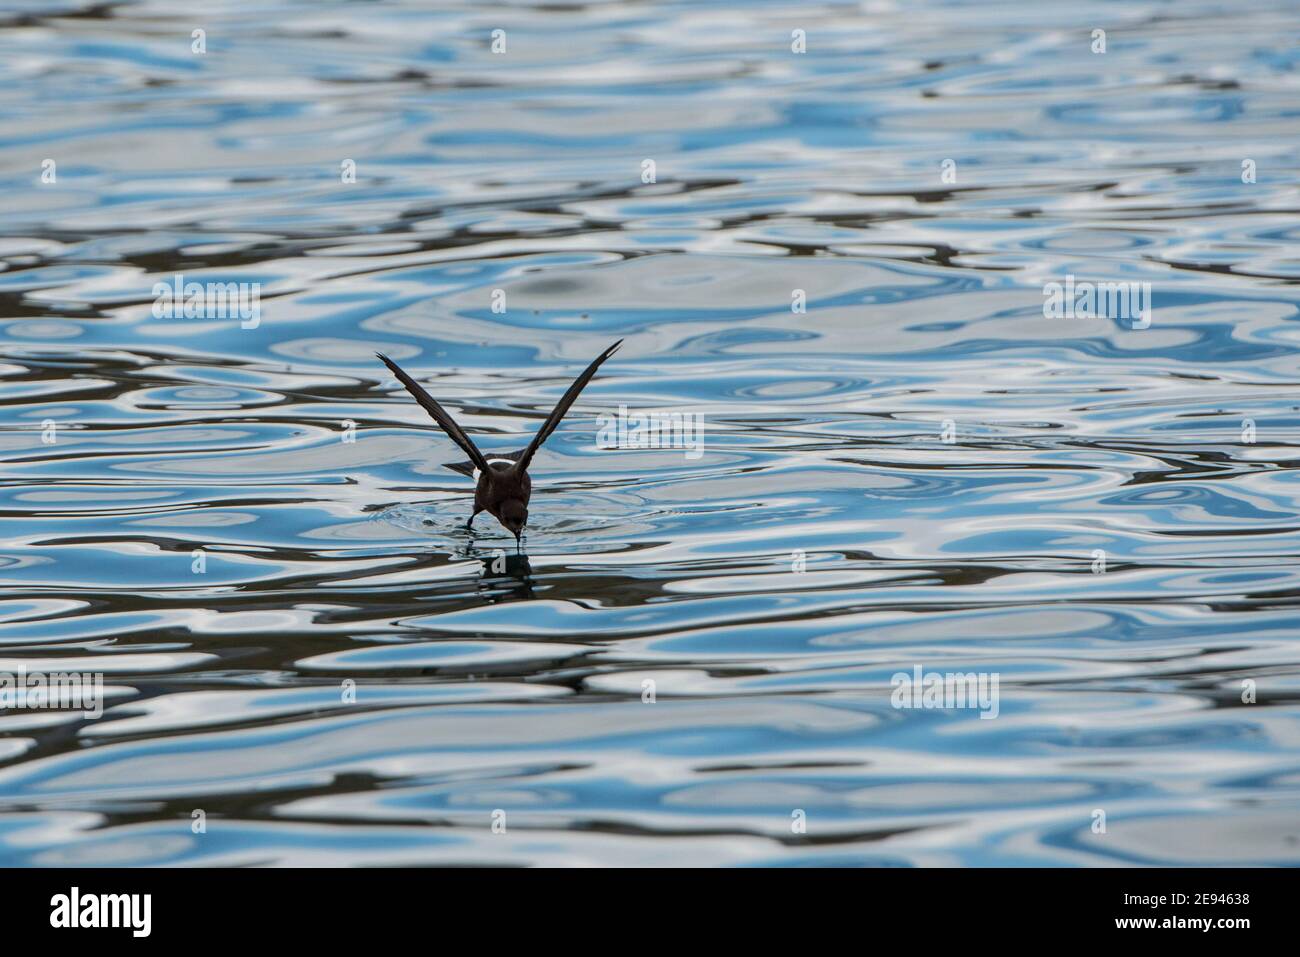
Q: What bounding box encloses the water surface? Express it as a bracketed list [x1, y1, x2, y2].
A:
[1, 0, 1299, 866]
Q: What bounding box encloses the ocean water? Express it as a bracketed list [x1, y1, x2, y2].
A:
[0, 0, 1298, 866]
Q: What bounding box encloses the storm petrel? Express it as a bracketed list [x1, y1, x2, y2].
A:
[377, 340, 622, 544]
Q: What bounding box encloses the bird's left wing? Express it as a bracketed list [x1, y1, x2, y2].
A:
[377, 353, 489, 474]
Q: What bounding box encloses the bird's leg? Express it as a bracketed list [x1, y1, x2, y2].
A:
[467, 509, 481, 530]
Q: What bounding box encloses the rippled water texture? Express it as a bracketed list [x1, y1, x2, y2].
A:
[1, 0, 1299, 866]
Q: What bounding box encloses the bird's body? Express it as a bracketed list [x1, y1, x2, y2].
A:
[471, 457, 530, 533]
[377, 340, 622, 545]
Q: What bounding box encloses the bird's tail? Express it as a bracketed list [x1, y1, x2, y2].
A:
[445, 448, 527, 478]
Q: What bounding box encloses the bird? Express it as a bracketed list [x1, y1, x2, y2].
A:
[377, 339, 622, 546]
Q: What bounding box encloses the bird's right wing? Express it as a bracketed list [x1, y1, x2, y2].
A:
[376, 353, 489, 474]
[516, 339, 622, 471]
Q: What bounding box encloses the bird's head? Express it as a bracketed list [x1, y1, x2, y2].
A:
[500, 499, 528, 543]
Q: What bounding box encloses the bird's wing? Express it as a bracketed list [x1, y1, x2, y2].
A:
[376, 353, 489, 474]
[516, 339, 622, 471]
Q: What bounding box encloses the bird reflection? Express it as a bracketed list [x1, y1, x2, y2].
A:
[473, 545, 534, 601]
